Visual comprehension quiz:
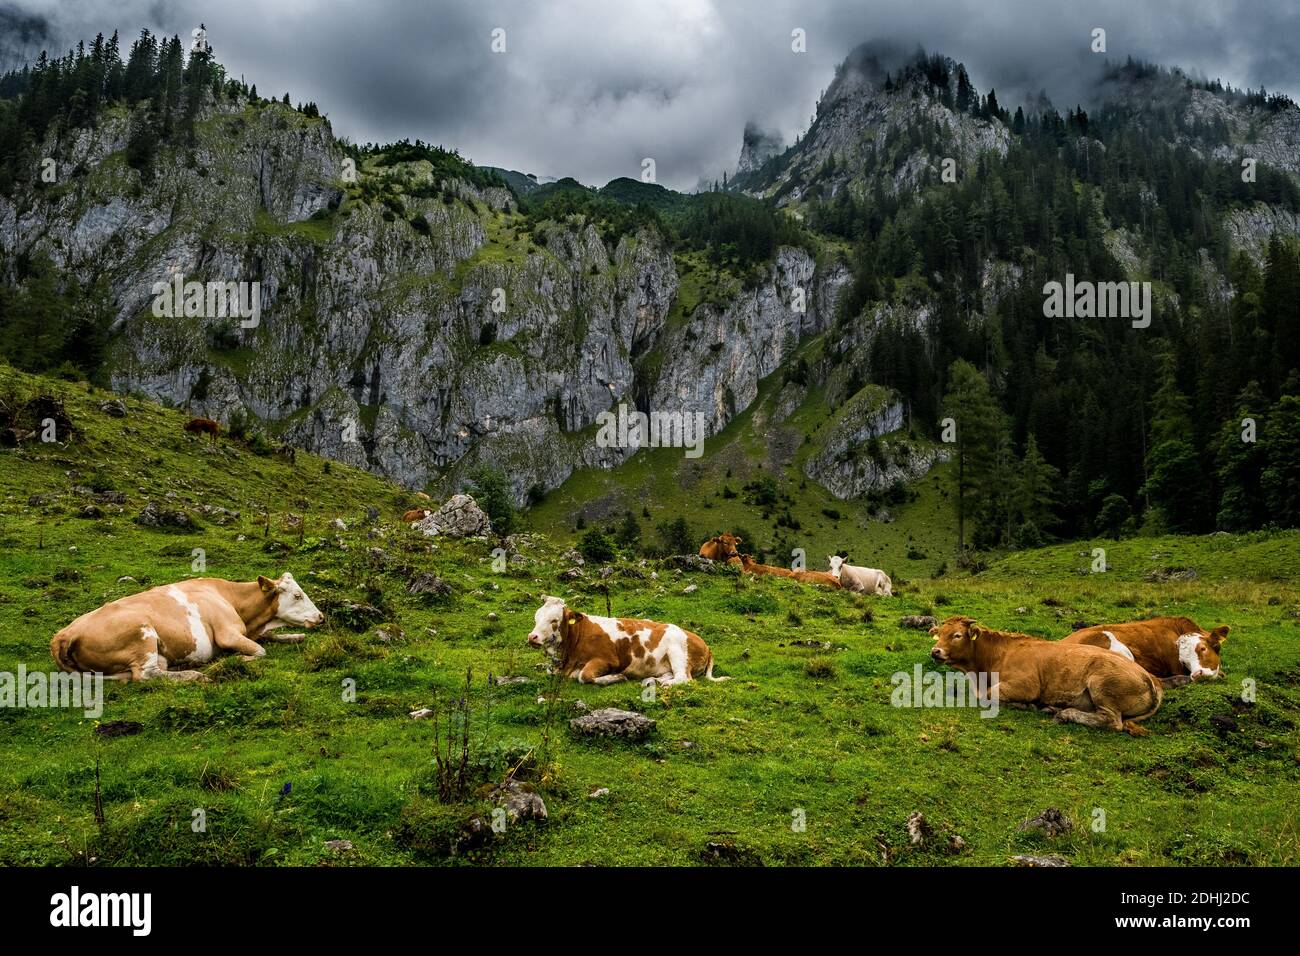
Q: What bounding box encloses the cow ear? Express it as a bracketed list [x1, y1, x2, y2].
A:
[1210, 626, 1229, 645]
[968, 624, 981, 641]
[928, 626, 939, 636]
[258, 575, 275, 593]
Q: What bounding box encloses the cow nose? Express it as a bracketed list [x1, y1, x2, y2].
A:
[527, 634, 540, 646]
[930, 648, 943, 661]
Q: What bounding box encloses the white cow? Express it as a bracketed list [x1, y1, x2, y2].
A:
[828, 556, 893, 595]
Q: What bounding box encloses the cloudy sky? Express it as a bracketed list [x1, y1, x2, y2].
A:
[4, 0, 1298, 190]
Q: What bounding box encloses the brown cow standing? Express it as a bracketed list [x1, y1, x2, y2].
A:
[402, 508, 433, 523]
[1062, 617, 1227, 686]
[929, 616, 1163, 735]
[183, 417, 221, 442]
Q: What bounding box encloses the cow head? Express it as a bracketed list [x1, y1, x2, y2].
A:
[702, 533, 742, 561]
[527, 595, 569, 658]
[259, 572, 325, 628]
[1180, 626, 1228, 679]
[828, 555, 844, 578]
[929, 616, 981, 668]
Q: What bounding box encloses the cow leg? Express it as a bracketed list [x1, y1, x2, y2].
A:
[123, 627, 208, 681]
[214, 628, 266, 661]
[982, 677, 1035, 708]
[653, 641, 692, 686]
[1054, 706, 1124, 732]
[140, 654, 207, 682]
[263, 632, 305, 643]
[578, 660, 623, 684]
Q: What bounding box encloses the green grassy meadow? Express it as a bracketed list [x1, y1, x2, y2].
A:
[1, 365, 1297, 867]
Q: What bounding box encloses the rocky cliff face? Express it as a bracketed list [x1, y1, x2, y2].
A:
[649, 247, 850, 433]
[736, 121, 784, 175]
[0, 94, 851, 505]
[803, 385, 947, 499]
[735, 48, 1010, 205]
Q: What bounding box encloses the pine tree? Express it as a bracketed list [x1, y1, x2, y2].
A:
[1261, 388, 1300, 527]
[1142, 352, 1207, 531]
[943, 359, 1005, 552]
[1215, 381, 1268, 529]
[1014, 433, 1060, 544]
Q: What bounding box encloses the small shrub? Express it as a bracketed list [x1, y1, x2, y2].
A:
[805, 657, 837, 679]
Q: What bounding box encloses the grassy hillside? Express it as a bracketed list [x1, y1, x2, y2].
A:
[0, 364, 1297, 867]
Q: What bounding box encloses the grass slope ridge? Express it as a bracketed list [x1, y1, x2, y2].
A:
[0, 364, 1297, 866]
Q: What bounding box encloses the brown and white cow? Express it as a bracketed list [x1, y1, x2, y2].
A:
[1062, 616, 1227, 686]
[50, 573, 324, 681]
[526, 595, 727, 686]
[929, 616, 1163, 735]
[403, 508, 433, 523]
[699, 533, 743, 563]
[828, 556, 892, 595]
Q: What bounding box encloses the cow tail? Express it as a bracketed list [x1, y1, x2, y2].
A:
[50, 631, 80, 673]
[1130, 670, 1164, 725]
[703, 649, 730, 682]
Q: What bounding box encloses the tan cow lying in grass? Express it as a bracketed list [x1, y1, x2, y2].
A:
[737, 554, 794, 577]
[929, 616, 1163, 735]
[1062, 616, 1227, 686]
[50, 574, 324, 681]
[828, 556, 892, 595]
[738, 554, 837, 587]
[527, 595, 727, 686]
[699, 533, 743, 563]
[791, 569, 841, 588]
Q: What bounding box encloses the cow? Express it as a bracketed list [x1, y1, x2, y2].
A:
[403, 508, 433, 523]
[737, 553, 794, 577]
[183, 417, 221, 442]
[828, 556, 892, 595]
[791, 569, 841, 588]
[699, 533, 743, 563]
[50, 573, 324, 681]
[929, 616, 1163, 735]
[526, 595, 727, 686]
[1062, 617, 1227, 687]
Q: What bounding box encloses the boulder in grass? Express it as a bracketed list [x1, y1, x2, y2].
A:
[899, 615, 938, 630]
[1011, 854, 1070, 867]
[1018, 808, 1073, 839]
[134, 501, 197, 530]
[414, 494, 491, 538]
[569, 707, 656, 740]
[483, 779, 547, 824]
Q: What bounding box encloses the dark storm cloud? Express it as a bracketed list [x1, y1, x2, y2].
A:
[9, 0, 1299, 190]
